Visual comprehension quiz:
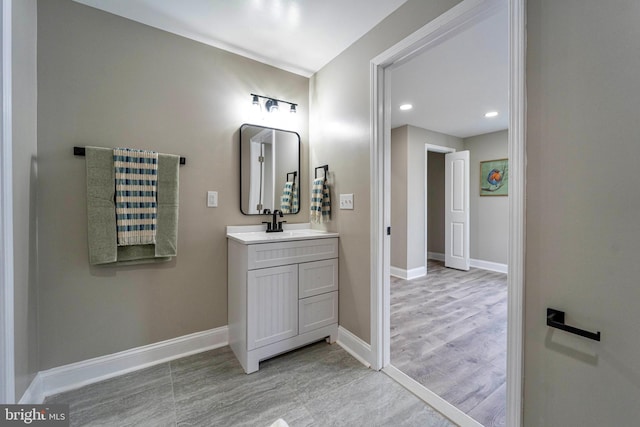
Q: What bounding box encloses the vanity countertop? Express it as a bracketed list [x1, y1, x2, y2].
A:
[226, 223, 338, 244]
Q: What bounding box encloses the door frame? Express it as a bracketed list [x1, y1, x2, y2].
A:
[424, 144, 456, 272]
[1, 0, 15, 404]
[369, 0, 525, 425]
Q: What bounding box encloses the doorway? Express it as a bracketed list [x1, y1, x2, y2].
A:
[370, 0, 525, 426]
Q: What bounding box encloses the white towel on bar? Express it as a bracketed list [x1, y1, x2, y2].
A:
[280, 181, 299, 213]
[310, 177, 330, 223]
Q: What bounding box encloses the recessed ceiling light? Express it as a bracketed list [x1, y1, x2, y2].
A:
[484, 111, 499, 118]
[400, 104, 413, 111]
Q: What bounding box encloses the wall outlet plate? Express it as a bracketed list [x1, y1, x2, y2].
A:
[339, 194, 354, 210]
[207, 191, 218, 207]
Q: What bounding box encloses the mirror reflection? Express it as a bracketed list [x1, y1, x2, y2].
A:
[240, 124, 300, 215]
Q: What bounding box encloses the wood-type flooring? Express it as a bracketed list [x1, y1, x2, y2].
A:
[390, 259, 507, 427]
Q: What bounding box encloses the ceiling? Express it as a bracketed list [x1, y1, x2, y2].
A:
[73, 0, 508, 138]
[390, 7, 509, 138]
[73, 0, 408, 77]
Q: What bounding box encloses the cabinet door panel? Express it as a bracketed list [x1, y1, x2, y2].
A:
[299, 291, 338, 334]
[299, 258, 339, 298]
[247, 265, 298, 350]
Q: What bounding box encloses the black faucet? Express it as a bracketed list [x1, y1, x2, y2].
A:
[265, 209, 285, 233]
[261, 209, 272, 231]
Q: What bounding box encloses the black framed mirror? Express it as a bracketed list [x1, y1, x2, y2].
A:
[240, 124, 300, 215]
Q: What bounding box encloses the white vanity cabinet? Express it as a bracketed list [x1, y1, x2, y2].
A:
[227, 235, 339, 374]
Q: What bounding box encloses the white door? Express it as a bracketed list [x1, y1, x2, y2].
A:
[445, 151, 470, 270]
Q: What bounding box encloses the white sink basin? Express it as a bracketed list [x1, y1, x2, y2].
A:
[226, 224, 338, 244]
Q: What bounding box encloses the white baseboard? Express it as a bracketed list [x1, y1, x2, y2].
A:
[428, 252, 508, 274]
[336, 326, 371, 368]
[427, 252, 445, 262]
[390, 266, 426, 280]
[470, 258, 508, 274]
[19, 326, 228, 404]
[383, 365, 483, 427]
[18, 373, 43, 405]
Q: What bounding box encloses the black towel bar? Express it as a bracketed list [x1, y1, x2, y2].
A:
[74, 147, 186, 165]
[314, 165, 328, 179]
[547, 308, 601, 341]
[286, 171, 297, 182]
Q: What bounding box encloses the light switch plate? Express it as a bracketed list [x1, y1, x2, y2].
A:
[339, 194, 354, 210]
[207, 191, 218, 207]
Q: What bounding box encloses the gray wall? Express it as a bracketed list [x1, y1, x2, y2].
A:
[427, 152, 445, 254]
[525, 0, 640, 424]
[391, 124, 463, 272]
[464, 130, 508, 264]
[37, 0, 309, 369]
[12, 0, 38, 399]
[390, 126, 408, 269]
[309, 0, 465, 342]
[423, 130, 509, 264]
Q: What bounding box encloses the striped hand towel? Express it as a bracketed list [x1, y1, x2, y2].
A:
[310, 178, 331, 223]
[114, 148, 158, 246]
[292, 182, 299, 213]
[280, 181, 298, 213]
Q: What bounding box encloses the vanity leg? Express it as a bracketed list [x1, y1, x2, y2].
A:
[326, 332, 337, 344]
[246, 354, 260, 374]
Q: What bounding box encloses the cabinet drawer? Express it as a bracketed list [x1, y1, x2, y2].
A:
[247, 238, 338, 270]
[299, 291, 338, 334]
[299, 258, 338, 298]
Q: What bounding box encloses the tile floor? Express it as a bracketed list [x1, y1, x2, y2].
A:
[45, 341, 455, 427]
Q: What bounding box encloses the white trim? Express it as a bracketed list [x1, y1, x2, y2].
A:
[506, 0, 526, 425]
[0, 0, 15, 405]
[470, 258, 508, 274]
[369, 38, 386, 372]
[383, 365, 483, 427]
[371, 0, 507, 368]
[424, 143, 456, 154]
[370, 0, 524, 425]
[17, 372, 42, 405]
[424, 144, 456, 279]
[19, 327, 229, 404]
[429, 252, 508, 274]
[427, 251, 445, 262]
[336, 326, 371, 369]
[389, 265, 426, 280]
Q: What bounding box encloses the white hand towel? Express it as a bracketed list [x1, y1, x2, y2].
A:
[310, 178, 331, 223]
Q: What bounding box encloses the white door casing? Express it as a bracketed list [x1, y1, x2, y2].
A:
[370, 0, 524, 426]
[445, 151, 470, 271]
[1, 0, 15, 404]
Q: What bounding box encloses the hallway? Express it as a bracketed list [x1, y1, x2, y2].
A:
[390, 260, 507, 426]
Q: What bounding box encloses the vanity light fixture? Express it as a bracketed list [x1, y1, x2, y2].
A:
[250, 93, 298, 114]
[484, 111, 499, 118]
[265, 99, 279, 112]
[399, 103, 413, 111]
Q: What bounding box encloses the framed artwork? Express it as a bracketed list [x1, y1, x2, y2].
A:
[480, 158, 508, 196]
